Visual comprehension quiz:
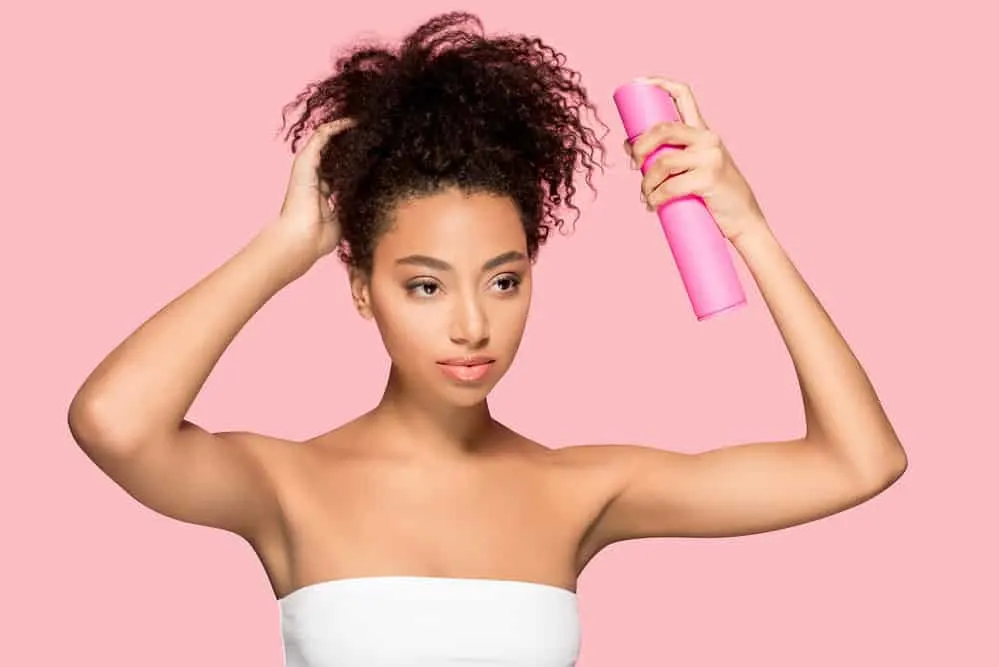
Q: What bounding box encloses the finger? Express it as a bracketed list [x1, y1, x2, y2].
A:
[637, 77, 707, 129]
[318, 178, 332, 199]
[291, 118, 354, 187]
[646, 170, 706, 209]
[622, 139, 637, 167]
[301, 118, 355, 158]
[631, 121, 703, 163]
[641, 150, 700, 200]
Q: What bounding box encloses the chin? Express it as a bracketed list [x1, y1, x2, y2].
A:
[431, 362, 507, 408]
[434, 378, 499, 408]
[439, 389, 492, 409]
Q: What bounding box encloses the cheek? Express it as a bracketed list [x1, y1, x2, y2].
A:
[499, 302, 530, 353]
[371, 292, 442, 360]
[497, 295, 530, 331]
[484, 291, 532, 358]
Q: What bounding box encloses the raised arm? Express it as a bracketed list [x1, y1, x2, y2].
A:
[67, 120, 351, 540]
[579, 79, 906, 554]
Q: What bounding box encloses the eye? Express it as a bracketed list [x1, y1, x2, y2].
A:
[406, 278, 441, 298]
[491, 273, 522, 293]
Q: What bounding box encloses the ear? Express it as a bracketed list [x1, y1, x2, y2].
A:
[349, 267, 373, 320]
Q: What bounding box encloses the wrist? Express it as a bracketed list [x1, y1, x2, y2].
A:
[730, 217, 777, 255]
[249, 221, 318, 284]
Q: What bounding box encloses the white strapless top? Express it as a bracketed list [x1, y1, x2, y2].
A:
[278, 576, 581, 667]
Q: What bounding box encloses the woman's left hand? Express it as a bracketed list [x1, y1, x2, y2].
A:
[626, 77, 770, 245]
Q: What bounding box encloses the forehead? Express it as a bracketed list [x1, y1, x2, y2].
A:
[375, 189, 526, 265]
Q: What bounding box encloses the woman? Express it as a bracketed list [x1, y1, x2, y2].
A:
[67, 11, 907, 667]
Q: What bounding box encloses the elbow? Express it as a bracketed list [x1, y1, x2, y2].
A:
[857, 440, 908, 494]
[811, 432, 908, 496]
[67, 392, 143, 456]
[879, 434, 908, 482]
[67, 392, 110, 452]
[885, 446, 908, 485]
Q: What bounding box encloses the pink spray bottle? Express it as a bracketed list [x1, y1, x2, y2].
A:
[612, 80, 746, 320]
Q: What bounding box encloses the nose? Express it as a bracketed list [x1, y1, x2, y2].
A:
[449, 293, 490, 348]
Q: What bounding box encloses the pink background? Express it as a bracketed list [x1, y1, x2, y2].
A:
[3, 0, 996, 664]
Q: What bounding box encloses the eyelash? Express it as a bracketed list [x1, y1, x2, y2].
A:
[407, 274, 522, 298]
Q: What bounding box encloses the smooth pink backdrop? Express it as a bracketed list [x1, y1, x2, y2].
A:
[3, 0, 996, 665]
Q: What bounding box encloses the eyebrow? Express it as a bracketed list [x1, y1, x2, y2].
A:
[395, 250, 527, 272]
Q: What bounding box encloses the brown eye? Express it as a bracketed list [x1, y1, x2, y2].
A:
[491, 274, 522, 293]
[407, 279, 441, 297]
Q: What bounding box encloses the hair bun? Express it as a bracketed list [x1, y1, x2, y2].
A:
[280, 11, 606, 272]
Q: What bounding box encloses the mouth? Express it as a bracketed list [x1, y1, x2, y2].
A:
[436, 356, 496, 383]
[437, 356, 496, 366]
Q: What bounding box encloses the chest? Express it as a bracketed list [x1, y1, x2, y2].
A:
[269, 452, 595, 590]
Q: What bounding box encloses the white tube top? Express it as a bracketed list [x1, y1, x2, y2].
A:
[278, 575, 581, 667]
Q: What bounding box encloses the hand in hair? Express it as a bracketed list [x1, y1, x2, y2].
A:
[262, 118, 356, 276]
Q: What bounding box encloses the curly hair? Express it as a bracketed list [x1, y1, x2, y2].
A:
[278, 11, 606, 273]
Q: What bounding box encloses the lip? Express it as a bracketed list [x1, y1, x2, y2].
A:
[436, 356, 496, 383]
[436, 356, 496, 366]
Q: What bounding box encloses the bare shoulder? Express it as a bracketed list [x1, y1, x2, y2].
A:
[544, 443, 675, 505]
[545, 442, 658, 481]
[222, 429, 298, 454]
[506, 439, 649, 512]
[213, 427, 320, 476]
[549, 442, 650, 464]
[250, 415, 389, 491]
[503, 442, 669, 569]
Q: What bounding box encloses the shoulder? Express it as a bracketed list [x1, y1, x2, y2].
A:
[234, 414, 370, 459]
[494, 432, 671, 477]
[216, 421, 366, 502]
[213, 430, 304, 475]
[545, 443, 696, 509]
[220, 429, 297, 453]
[536, 443, 691, 566]
[549, 442, 670, 476]
[521, 442, 673, 504]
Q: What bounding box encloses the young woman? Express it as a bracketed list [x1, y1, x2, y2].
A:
[67, 11, 907, 667]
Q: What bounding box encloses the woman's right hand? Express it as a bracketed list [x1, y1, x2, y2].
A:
[266, 118, 353, 275]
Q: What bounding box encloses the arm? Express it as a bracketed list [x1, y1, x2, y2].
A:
[69, 226, 303, 539]
[584, 226, 906, 546]
[68, 121, 348, 540]
[582, 79, 906, 550]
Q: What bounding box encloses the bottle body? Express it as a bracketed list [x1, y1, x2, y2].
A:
[613, 81, 746, 320]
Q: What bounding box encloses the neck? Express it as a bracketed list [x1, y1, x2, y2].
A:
[369, 364, 498, 456]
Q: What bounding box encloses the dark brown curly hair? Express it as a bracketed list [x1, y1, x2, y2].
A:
[278, 11, 607, 274]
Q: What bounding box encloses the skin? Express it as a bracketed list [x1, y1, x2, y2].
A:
[68, 79, 907, 601]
